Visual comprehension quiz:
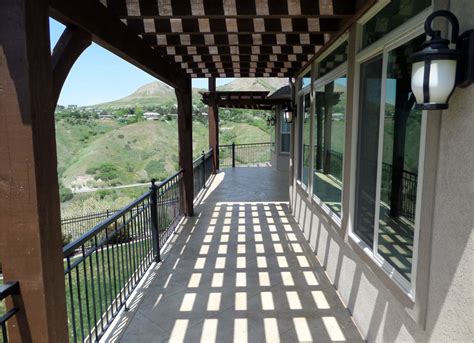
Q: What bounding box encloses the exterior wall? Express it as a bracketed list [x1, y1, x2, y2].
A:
[289, 1, 473, 342]
[272, 106, 290, 172]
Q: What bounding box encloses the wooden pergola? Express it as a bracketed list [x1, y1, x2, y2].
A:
[0, 0, 375, 340]
[201, 86, 290, 170]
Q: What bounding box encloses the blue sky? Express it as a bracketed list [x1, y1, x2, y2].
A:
[50, 19, 234, 106]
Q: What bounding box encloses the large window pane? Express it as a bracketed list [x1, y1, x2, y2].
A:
[361, 0, 430, 49]
[301, 93, 311, 188]
[377, 36, 424, 281]
[354, 56, 383, 247]
[312, 77, 347, 217]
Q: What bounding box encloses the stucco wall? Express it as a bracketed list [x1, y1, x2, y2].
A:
[290, 1, 473, 341]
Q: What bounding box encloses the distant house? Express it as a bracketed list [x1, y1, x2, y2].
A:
[98, 114, 113, 120]
[144, 112, 160, 120]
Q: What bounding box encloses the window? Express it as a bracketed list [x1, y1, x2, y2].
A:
[354, 35, 425, 288]
[299, 92, 311, 188]
[361, 0, 431, 49]
[354, 56, 383, 247]
[312, 76, 347, 217]
[302, 70, 311, 88]
[280, 111, 290, 154]
[319, 42, 348, 78]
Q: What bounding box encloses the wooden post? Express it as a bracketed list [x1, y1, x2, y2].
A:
[0, 0, 69, 341]
[208, 78, 219, 173]
[176, 78, 194, 216]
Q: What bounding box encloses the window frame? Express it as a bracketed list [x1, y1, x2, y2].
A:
[348, 6, 431, 299]
[296, 85, 312, 192]
[311, 63, 348, 226]
[280, 111, 291, 155]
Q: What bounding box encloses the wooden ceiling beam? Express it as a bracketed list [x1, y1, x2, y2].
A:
[151, 43, 326, 48]
[49, 0, 188, 90]
[107, 0, 357, 18]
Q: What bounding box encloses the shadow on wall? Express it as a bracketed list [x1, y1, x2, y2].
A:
[291, 184, 472, 342]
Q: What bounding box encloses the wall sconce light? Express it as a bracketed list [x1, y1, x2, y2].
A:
[409, 10, 473, 110]
[283, 102, 296, 123]
[266, 114, 276, 126]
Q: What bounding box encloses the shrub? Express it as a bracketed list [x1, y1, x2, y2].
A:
[62, 232, 72, 246]
[96, 163, 119, 181]
[106, 223, 133, 245]
[59, 184, 74, 202]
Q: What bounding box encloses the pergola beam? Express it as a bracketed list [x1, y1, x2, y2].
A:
[49, 0, 188, 90]
[51, 25, 92, 106]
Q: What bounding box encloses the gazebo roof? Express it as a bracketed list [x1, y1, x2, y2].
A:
[98, 0, 371, 78]
[201, 89, 288, 110]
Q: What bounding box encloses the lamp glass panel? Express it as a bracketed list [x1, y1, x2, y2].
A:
[428, 60, 457, 104]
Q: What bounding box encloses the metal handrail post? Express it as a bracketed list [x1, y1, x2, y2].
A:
[149, 179, 161, 262]
[232, 142, 236, 168]
[201, 151, 206, 189]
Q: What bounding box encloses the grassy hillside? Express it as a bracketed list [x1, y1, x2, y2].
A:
[56, 118, 270, 190]
[55, 77, 278, 214]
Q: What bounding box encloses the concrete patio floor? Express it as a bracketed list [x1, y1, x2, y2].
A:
[107, 167, 363, 343]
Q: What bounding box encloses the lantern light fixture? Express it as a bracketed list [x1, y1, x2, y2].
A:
[409, 10, 473, 110]
[283, 102, 296, 124]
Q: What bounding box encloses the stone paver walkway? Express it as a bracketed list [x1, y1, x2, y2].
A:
[108, 168, 363, 343]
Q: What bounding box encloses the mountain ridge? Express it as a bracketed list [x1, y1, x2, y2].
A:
[92, 78, 288, 109]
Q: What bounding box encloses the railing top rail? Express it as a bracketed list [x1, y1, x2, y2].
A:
[63, 190, 152, 256]
[192, 149, 213, 165]
[61, 209, 119, 221]
[154, 169, 184, 190]
[0, 282, 19, 300]
[219, 142, 273, 147]
[63, 169, 184, 256]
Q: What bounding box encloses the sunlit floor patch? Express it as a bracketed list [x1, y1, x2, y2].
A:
[114, 169, 363, 343]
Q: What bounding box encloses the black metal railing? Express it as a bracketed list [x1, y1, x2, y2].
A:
[0, 282, 19, 343]
[193, 149, 213, 198]
[62, 210, 119, 243]
[62, 159, 216, 342]
[381, 163, 418, 222]
[310, 144, 418, 221]
[219, 142, 273, 168]
[63, 171, 185, 342]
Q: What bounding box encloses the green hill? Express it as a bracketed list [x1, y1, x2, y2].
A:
[56, 119, 270, 190]
[55, 78, 277, 213]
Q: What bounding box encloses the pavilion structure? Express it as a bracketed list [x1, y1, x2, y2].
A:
[201, 85, 290, 171]
[1, 0, 376, 340]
